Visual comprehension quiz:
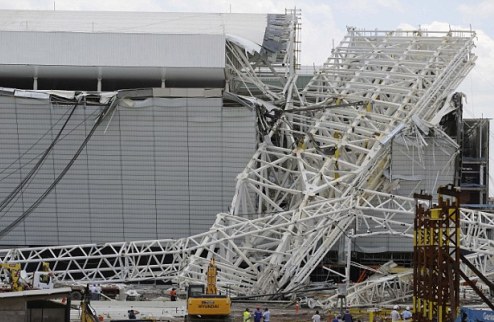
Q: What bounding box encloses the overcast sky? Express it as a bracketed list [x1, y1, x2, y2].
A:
[2, 0, 494, 193]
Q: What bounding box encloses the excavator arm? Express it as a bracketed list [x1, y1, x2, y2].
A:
[206, 258, 218, 295]
[80, 285, 99, 322]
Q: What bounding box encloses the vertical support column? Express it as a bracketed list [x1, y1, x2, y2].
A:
[437, 186, 461, 321]
[33, 76, 38, 90]
[97, 68, 103, 92]
[161, 68, 166, 88]
[345, 229, 353, 292]
[413, 191, 432, 322]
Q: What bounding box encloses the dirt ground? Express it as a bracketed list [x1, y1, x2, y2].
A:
[230, 302, 357, 322]
[231, 303, 311, 322]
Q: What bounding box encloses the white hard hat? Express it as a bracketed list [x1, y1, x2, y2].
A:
[393, 305, 399, 310]
[406, 306, 410, 310]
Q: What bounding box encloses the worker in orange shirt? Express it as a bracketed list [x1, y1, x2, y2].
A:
[169, 287, 177, 301]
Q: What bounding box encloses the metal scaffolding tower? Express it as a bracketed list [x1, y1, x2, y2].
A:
[413, 186, 460, 322]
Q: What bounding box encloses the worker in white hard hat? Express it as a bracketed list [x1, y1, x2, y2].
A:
[401, 306, 412, 320]
[390, 305, 400, 322]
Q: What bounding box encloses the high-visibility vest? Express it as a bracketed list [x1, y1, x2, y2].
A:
[243, 311, 251, 322]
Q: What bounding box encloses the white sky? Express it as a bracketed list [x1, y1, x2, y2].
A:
[2, 0, 494, 196]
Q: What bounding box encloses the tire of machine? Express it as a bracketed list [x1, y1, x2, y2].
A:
[70, 290, 83, 301]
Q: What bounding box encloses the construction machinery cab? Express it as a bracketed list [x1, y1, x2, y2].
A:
[32, 262, 54, 290]
[186, 288, 231, 322]
[185, 258, 232, 322]
[188, 284, 206, 298]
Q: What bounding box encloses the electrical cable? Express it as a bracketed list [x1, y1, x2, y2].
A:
[0, 108, 100, 182]
[0, 106, 72, 178]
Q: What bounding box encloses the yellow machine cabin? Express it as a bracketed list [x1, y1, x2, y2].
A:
[187, 284, 231, 316]
[186, 258, 231, 322]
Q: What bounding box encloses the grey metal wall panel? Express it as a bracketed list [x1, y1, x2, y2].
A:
[222, 106, 256, 204]
[0, 94, 256, 246]
[354, 136, 456, 253]
[53, 106, 93, 245]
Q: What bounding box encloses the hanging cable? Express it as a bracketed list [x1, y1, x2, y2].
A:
[0, 108, 100, 182]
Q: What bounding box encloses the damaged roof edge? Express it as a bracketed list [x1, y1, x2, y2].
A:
[1, 87, 224, 103]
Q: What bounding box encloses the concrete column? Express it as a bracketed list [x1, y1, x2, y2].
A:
[97, 77, 102, 92]
[33, 76, 38, 90]
[161, 67, 166, 88]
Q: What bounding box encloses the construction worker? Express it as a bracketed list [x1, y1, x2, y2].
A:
[89, 284, 97, 300]
[262, 308, 271, 322]
[401, 306, 412, 320]
[390, 305, 400, 322]
[243, 308, 252, 322]
[169, 287, 177, 301]
[254, 307, 263, 322]
[40, 262, 52, 284]
[312, 310, 321, 322]
[128, 306, 139, 319]
[342, 310, 353, 322]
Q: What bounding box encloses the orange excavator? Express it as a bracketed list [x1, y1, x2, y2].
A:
[186, 258, 232, 322]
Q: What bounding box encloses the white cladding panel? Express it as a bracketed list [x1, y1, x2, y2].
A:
[0, 94, 256, 246]
[0, 31, 225, 68]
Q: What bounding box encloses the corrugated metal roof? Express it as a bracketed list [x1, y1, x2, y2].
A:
[0, 10, 269, 45]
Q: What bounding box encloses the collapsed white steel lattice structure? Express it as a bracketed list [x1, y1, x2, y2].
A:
[1, 26, 494, 306]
